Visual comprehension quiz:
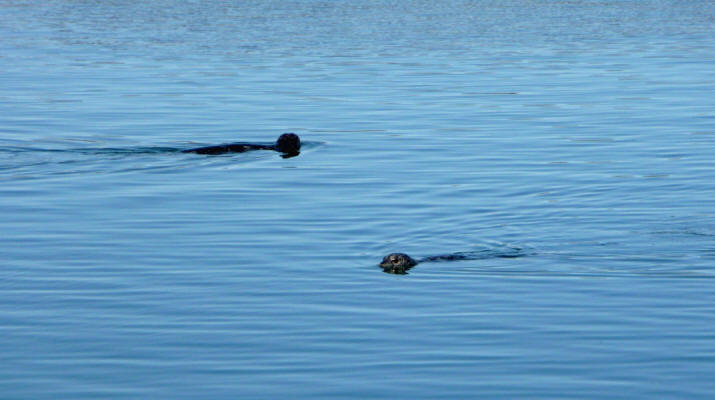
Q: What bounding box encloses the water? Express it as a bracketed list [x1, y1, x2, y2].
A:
[1, 1, 714, 398]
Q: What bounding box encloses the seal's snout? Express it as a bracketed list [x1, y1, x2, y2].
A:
[275, 133, 301, 154]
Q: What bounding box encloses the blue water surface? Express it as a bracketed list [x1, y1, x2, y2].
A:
[1, 1, 714, 398]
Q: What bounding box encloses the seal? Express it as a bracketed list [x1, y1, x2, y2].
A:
[379, 253, 418, 274]
[379, 249, 525, 274]
[182, 133, 300, 157]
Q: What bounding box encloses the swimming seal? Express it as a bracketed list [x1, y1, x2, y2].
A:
[379, 253, 418, 274]
[379, 249, 525, 274]
[182, 133, 300, 157]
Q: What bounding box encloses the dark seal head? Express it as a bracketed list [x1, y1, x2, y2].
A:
[380, 253, 417, 274]
[275, 133, 301, 154]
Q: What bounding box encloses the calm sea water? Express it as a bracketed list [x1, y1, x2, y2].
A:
[1, 1, 714, 398]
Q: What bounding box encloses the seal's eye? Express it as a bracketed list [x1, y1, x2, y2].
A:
[392, 258, 399, 264]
